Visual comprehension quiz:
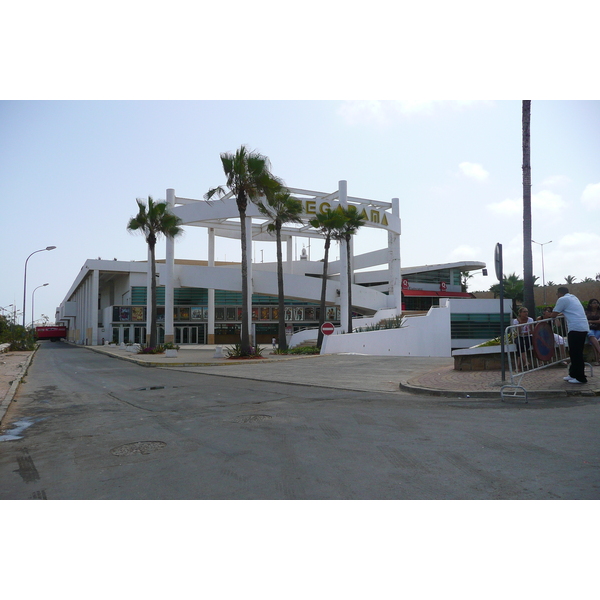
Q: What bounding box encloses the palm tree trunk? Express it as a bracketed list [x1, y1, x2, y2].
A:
[346, 234, 353, 333]
[522, 100, 535, 316]
[239, 207, 251, 354]
[275, 220, 287, 351]
[317, 235, 331, 349]
[149, 238, 158, 348]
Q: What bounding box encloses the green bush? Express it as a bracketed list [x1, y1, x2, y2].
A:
[138, 344, 165, 354]
[288, 346, 320, 355]
[225, 343, 264, 358]
[9, 337, 37, 351]
[274, 346, 320, 355]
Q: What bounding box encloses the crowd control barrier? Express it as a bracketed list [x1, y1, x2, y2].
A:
[500, 316, 593, 402]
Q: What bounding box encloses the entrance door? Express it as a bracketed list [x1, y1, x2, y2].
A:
[175, 326, 205, 344]
[134, 327, 146, 344]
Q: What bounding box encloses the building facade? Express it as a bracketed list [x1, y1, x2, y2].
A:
[56, 182, 487, 347]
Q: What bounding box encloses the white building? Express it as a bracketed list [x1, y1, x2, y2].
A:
[57, 182, 501, 354]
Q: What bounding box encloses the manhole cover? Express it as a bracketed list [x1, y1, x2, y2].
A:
[111, 441, 167, 456]
[234, 415, 273, 423]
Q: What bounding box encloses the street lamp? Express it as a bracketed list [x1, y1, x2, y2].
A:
[22, 246, 56, 328]
[532, 239, 552, 304]
[32, 283, 49, 326]
[1, 304, 14, 323]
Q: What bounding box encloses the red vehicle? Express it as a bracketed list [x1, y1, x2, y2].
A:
[35, 325, 67, 342]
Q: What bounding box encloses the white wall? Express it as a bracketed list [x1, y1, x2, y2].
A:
[320, 304, 452, 357]
[318, 298, 513, 357]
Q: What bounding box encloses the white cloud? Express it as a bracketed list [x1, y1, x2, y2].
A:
[459, 162, 489, 181]
[487, 190, 566, 220]
[540, 175, 570, 187]
[487, 197, 521, 217]
[581, 182, 600, 209]
[532, 190, 567, 213]
[336, 100, 491, 124]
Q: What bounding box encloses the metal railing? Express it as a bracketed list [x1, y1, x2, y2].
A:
[500, 316, 593, 401]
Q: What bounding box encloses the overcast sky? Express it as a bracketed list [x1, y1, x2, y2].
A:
[1, 3, 598, 325]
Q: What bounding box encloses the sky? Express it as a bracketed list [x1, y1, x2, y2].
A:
[1, 99, 599, 323]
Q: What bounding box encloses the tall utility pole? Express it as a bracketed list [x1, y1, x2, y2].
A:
[522, 100, 535, 317]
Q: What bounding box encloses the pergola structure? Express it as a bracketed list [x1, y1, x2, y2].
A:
[158, 181, 401, 344]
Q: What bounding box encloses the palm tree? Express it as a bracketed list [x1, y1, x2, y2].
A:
[333, 205, 366, 333]
[127, 196, 183, 348]
[310, 208, 346, 348]
[490, 272, 535, 315]
[257, 186, 303, 351]
[205, 145, 279, 354]
[522, 100, 535, 316]
[460, 270, 474, 293]
[564, 275, 577, 284]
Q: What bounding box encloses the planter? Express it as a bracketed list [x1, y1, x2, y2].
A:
[452, 344, 516, 371]
[165, 349, 178, 358]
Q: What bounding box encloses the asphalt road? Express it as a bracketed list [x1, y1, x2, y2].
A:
[1, 342, 599, 499]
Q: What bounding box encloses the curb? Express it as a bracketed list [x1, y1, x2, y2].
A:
[82, 344, 320, 368]
[0, 345, 38, 426]
[399, 380, 600, 399]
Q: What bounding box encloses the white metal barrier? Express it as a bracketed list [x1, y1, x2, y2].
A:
[501, 316, 593, 401]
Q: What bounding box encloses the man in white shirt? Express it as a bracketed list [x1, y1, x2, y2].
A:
[550, 287, 589, 383]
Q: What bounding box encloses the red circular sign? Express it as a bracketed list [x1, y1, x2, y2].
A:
[321, 322, 335, 335]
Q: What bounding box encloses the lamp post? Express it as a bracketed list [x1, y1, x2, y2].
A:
[1, 304, 14, 324]
[23, 246, 56, 328]
[532, 239, 552, 305]
[32, 283, 49, 326]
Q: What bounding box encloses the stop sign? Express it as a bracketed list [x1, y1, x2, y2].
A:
[321, 322, 335, 336]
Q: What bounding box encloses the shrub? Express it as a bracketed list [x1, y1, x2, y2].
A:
[354, 315, 405, 333]
[138, 344, 165, 354]
[288, 346, 320, 355]
[225, 343, 264, 358]
[9, 338, 37, 351]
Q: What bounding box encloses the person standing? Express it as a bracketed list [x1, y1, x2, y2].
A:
[585, 298, 600, 366]
[550, 287, 589, 383]
[512, 306, 534, 370]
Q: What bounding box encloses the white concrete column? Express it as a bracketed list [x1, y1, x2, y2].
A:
[339, 180, 349, 332]
[91, 268, 99, 345]
[388, 197, 402, 315]
[207, 227, 215, 344]
[165, 188, 175, 343]
[146, 246, 153, 345]
[245, 215, 253, 344]
[82, 275, 88, 344]
[286, 236, 293, 273]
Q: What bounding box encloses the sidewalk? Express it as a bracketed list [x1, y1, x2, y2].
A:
[0, 348, 37, 423]
[79, 343, 600, 399]
[2, 343, 599, 425]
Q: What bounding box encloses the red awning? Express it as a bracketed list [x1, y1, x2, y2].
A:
[402, 290, 474, 298]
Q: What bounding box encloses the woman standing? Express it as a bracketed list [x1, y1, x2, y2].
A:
[513, 306, 534, 370]
[585, 298, 600, 366]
